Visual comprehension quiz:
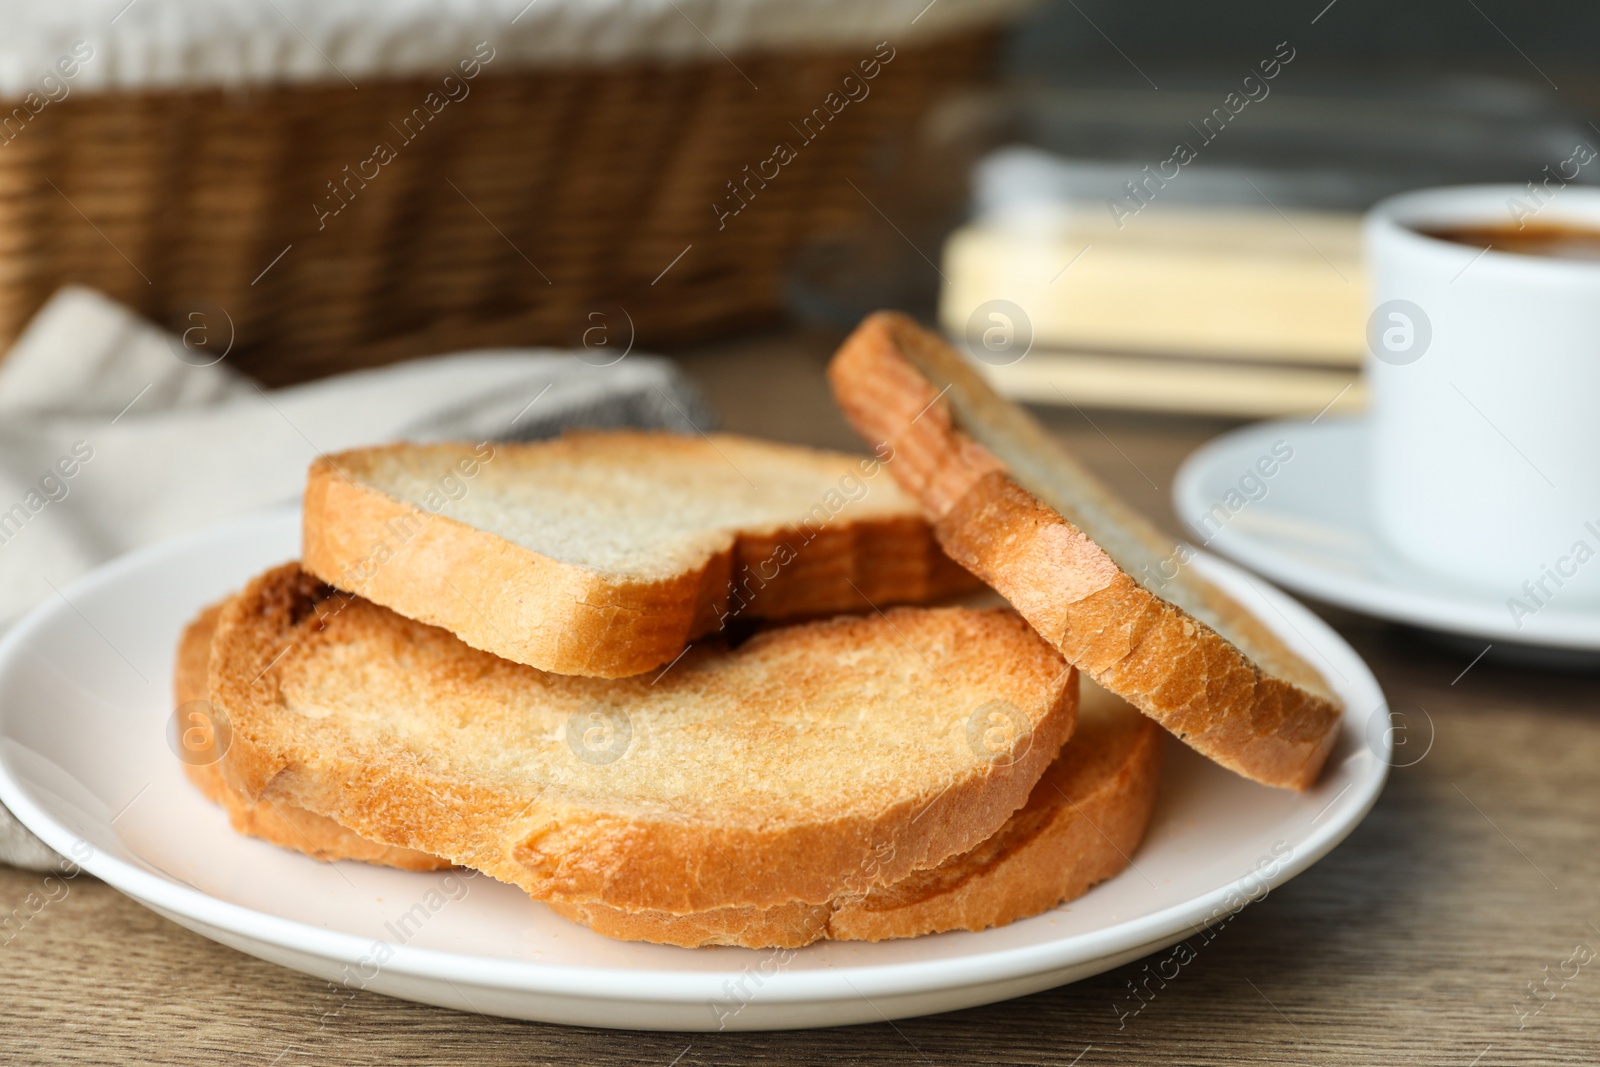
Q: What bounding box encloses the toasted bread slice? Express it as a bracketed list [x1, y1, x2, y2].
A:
[210, 564, 1077, 913]
[175, 602, 449, 871]
[551, 678, 1162, 947]
[828, 313, 1341, 791]
[301, 434, 981, 678]
[183, 593, 1151, 950]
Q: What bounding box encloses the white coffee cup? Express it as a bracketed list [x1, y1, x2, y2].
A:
[1365, 185, 1600, 613]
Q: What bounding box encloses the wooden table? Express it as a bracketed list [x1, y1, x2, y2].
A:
[5, 329, 1598, 1065]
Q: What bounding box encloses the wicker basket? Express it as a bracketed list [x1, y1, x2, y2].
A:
[0, 32, 994, 384]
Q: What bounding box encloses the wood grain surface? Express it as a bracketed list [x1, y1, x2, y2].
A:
[3, 329, 1597, 1065]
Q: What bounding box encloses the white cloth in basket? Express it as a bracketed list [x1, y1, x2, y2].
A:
[0, 0, 1030, 96]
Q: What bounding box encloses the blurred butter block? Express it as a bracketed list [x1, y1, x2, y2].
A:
[937, 141, 1373, 417]
[982, 350, 1364, 419]
[941, 206, 1366, 365]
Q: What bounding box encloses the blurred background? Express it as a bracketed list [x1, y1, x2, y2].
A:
[805, 0, 1600, 419]
[2, 0, 1594, 414]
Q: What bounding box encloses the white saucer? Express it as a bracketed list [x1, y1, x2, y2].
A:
[1174, 416, 1600, 650]
[0, 507, 1388, 1031]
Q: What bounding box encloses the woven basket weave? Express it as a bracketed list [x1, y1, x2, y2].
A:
[0, 32, 993, 384]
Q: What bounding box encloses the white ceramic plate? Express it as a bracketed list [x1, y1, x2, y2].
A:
[1174, 416, 1600, 650]
[0, 507, 1388, 1031]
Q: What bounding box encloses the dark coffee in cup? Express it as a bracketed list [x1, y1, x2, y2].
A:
[1367, 185, 1600, 605]
[1414, 220, 1600, 261]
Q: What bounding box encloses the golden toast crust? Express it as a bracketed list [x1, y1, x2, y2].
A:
[302, 435, 980, 678]
[208, 564, 1078, 914]
[183, 595, 1155, 948]
[175, 603, 449, 871]
[827, 313, 1342, 791]
[553, 685, 1161, 947]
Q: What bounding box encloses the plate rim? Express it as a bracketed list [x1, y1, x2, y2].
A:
[0, 505, 1390, 1008]
[1173, 416, 1600, 649]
